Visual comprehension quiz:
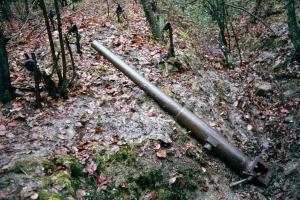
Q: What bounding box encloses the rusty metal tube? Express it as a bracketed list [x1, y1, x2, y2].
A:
[91, 41, 272, 185]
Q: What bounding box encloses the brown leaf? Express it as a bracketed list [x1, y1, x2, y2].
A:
[201, 186, 209, 192]
[156, 149, 166, 158]
[84, 161, 97, 174]
[280, 108, 289, 114]
[0, 125, 7, 136]
[97, 175, 107, 187]
[7, 120, 22, 127]
[95, 127, 103, 134]
[145, 191, 157, 200]
[148, 111, 157, 117]
[177, 177, 185, 189]
[55, 165, 66, 171]
[122, 193, 128, 200]
[120, 183, 129, 189]
[110, 134, 119, 144]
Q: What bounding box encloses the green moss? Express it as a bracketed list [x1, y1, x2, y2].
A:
[161, 87, 174, 97]
[177, 29, 192, 48]
[12, 157, 53, 176]
[46, 157, 83, 196]
[110, 145, 136, 166]
[42, 160, 55, 171]
[136, 169, 162, 189]
[13, 159, 38, 174]
[214, 80, 226, 95]
[100, 183, 131, 200]
[50, 171, 74, 192]
[91, 67, 106, 77]
[252, 37, 286, 51]
[157, 188, 184, 200]
[136, 95, 149, 105]
[54, 156, 83, 178]
[39, 191, 62, 200]
[262, 38, 286, 48]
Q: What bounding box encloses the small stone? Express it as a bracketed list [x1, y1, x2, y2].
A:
[75, 122, 83, 128]
[66, 127, 75, 139]
[284, 116, 294, 123]
[247, 124, 253, 131]
[254, 82, 272, 96]
[156, 149, 167, 158]
[6, 132, 14, 138]
[30, 192, 39, 199]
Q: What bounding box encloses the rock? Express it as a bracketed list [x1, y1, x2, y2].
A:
[284, 116, 294, 123]
[259, 51, 276, 61]
[283, 87, 300, 98]
[284, 162, 299, 176]
[254, 82, 272, 96]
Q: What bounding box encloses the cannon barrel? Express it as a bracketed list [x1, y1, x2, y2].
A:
[91, 41, 272, 186]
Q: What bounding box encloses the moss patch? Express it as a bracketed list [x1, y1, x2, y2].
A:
[54, 155, 84, 178]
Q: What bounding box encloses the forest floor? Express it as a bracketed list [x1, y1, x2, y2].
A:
[0, 0, 299, 199]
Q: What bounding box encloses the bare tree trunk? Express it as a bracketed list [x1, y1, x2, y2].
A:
[106, 0, 110, 16]
[0, 26, 14, 103]
[286, 0, 300, 60]
[217, 0, 227, 47]
[39, 0, 63, 85]
[140, 0, 162, 41]
[162, 22, 175, 58]
[31, 53, 42, 108]
[54, 0, 68, 99]
[65, 34, 76, 87]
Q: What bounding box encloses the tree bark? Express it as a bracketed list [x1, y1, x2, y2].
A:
[286, 0, 300, 60]
[39, 0, 63, 85]
[162, 22, 175, 58]
[54, 0, 68, 99]
[0, 28, 14, 103]
[31, 53, 42, 108]
[65, 34, 76, 87]
[140, 0, 162, 41]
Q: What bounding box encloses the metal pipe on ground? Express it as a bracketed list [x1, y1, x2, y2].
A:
[91, 41, 272, 186]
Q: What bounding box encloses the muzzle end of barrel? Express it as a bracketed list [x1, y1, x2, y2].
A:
[246, 157, 273, 186]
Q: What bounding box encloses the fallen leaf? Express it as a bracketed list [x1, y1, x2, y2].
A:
[0, 125, 7, 136]
[148, 111, 157, 117]
[120, 183, 129, 189]
[95, 127, 103, 134]
[122, 193, 128, 200]
[177, 177, 185, 189]
[76, 189, 87, 200]
[55, 165, 66, 171]
[84, 160, 97, 174]
[7, 120, 21, 127]
[97, 175, 107, 187]
[156, 149, 166, 158]
[145, 191, 157, 200]
[110, 134, 119, 144]
[201, 186, 209, 192]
